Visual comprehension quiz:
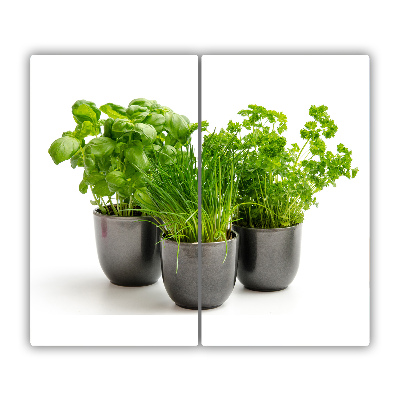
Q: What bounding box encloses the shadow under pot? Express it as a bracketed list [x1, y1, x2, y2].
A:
[233, 224, 302, 292]
[161, 231, 239, 310]
[93, 209, 162, 287]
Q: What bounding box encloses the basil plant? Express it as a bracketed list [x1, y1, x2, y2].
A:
[48, 98, 197, 216]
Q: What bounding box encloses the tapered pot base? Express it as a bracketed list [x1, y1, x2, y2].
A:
[244, 286, 287, 292]
[202, 304, 222, 310]
[110, 280, 158, 288]
[175, 303, 222, 310]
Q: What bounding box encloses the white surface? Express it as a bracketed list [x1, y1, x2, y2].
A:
[30, 55, 198, 346]
[31, 315, 197, 346]
[202, 55, 369, 346]
[2, 1, 398, 399]
[31, 272, 191, 315]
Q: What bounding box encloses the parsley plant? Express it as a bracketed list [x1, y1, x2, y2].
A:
[227, 104, 358, 228]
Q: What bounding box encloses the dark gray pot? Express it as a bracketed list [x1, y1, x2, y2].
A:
[93, 210, 161, 286]
[233, 224, 302, 291]
[161, 231, 239, 310]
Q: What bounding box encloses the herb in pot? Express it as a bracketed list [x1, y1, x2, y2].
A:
[134, 125, 243, 311]
[134, 123, 244, 255]
[229, 104, 358, 228]
[48, 98, 198, 216]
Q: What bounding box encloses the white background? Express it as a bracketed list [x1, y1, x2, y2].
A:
[30, 55, 198, 345]
[2, 0, 397, 399]
[202, 55, 369, 345]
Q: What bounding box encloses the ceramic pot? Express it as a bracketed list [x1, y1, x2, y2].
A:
[233, 224, 302, 291]
[93, 209, 161, 286]
[161, 231, 239, 309]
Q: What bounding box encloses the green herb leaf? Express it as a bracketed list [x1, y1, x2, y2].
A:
[111, 118, 135, 139]
[92, 179, 114, 197]
[126, 105, 150, 122]
[130, 171, 146, 189]
[159, 145, 177, 165]
[86, 137, 116, 158]
[128, 98, 158, 109]
[83, 153, 97, 173]
[164, 112, 190, 143]
[72, 100, 101, 124]
[133, 123, 157, 145]
[70, 151, 83, 169]
[143, 113, 165, 133]
[103, 118, 114, 138]
[105, 170, 127, 188]
[125, 141, 149, 170]
[79, 180, 88, 194]
[134, 188, 153, 206]
[75, 121, 95, 140]
[48, 137, 81, 165]
[83, 171, 104, 185]
[99, 103, 128, 119]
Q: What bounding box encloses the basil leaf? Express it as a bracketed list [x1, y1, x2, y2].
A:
[131, 171, 146, 189]
[83, 153, 97, 173]
[124, 161, 137, 177]
[103, 118, 114, 138]
[164, 112, 190, 143]
[48, 136, 81, 165]
[83, 171, 104, 185]
[128, 98, 157, 109]
[106, 170, 127, 188]
[125, 141, 149, 170]
[143, 114, 165, 133]
[111, 118, 135, 139]
[116, 185, 133, 198]
[70, 151, 83, 169]
[134, 188, 152, 206]
[92, 179, 114, 196]
[165, 134, 178, 146]
[79, 180, 88, 194]
[87, 137, 116, 158]
[100, 103, 128, 119]
[75, 121, 95, 140]
[96, 156, 112, 173]
[126, 105, 150, 122]
[72, 100, 101, 123]
[105, 171, 134, 197]
[180, 115, 190, 125]
[159, 145, 177, 165]
[133, 123, 157, 145]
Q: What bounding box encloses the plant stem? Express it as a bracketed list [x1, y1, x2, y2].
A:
[295, 138, 310, 166]
[108, 197, 118, 216]
[129, 196, 133, 217]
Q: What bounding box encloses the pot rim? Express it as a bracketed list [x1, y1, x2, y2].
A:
[93, 208, 148, 220]
[232, 222, 302, 232]
[161, 229, 238, 246]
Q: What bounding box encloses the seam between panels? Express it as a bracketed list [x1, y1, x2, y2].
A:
[197, 54, 202, 346]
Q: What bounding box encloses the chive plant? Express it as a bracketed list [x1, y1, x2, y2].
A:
[135, 128, 244, 247]
[201, 130, 244, 243]
[135, 145, 199, 243]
